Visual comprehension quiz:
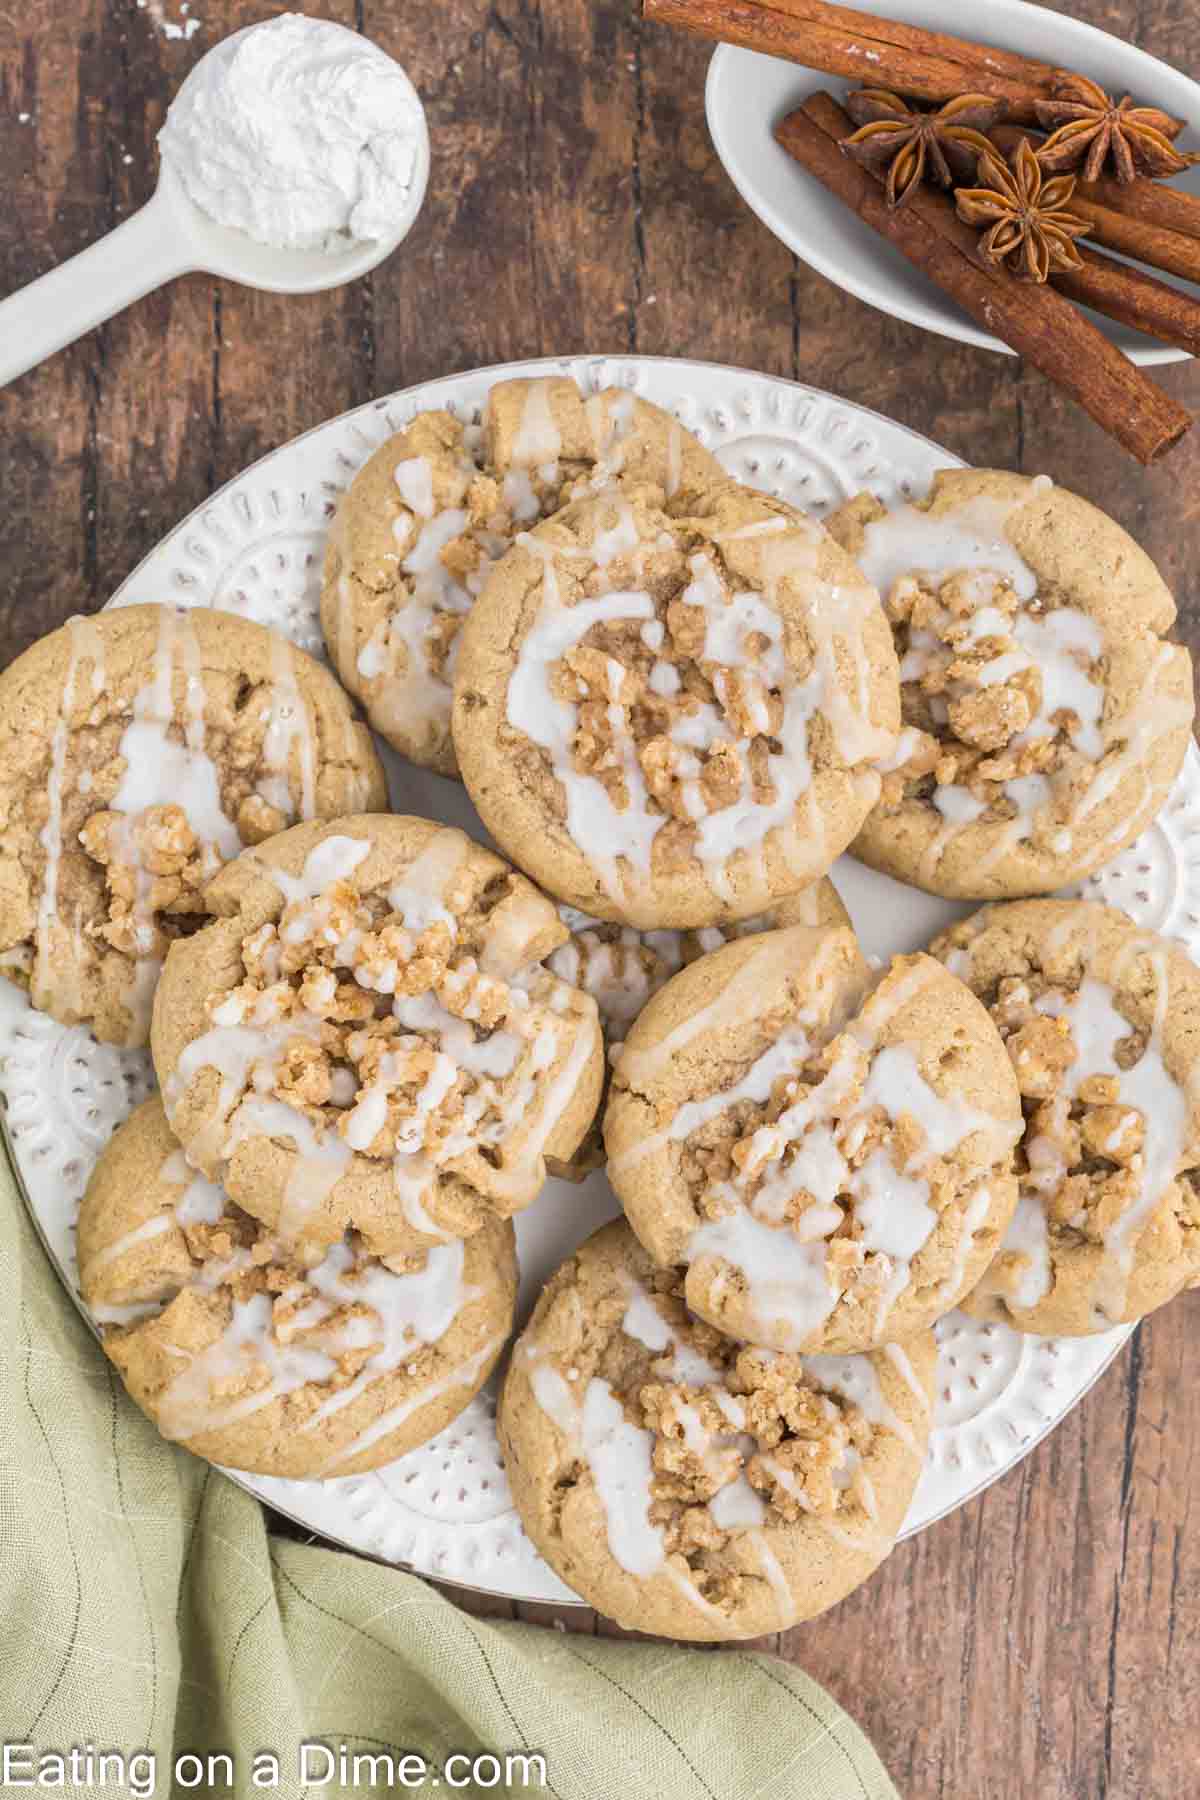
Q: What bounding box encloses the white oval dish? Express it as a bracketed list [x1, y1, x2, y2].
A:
[6, 352, 1192, 1608]
[705, 0, 1200, 365]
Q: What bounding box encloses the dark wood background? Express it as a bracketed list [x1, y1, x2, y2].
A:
[1, 3, 1197, 1795]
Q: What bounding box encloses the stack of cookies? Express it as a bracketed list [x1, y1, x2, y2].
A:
[3, 374, 1197, 1641]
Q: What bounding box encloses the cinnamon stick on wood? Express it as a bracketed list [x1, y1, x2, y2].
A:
[773, 91, 1191, 463]
[992, 125, 1200, 286]
[643, 0, 1048, 121]
[742, 0, 1060, 85]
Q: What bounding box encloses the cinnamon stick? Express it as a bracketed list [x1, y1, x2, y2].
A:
[737, 0, 1060, 86]
[1064, 247, 1200, 359]
[643, 0, 1047, 121]
[992, 125, 1200, 286]
[1076, 171, 1200, 243]
[774, 92, 1191, 462]
[1065, 195, 1200, 287]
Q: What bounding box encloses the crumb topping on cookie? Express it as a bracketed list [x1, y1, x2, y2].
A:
[851, 485, 1191, 885]
[612, 949, 1020, 1350]
[518, 1256, 928, 1627]
[88, 1148, 500, 1472]
[936, 911, 1200, 1326]
[326, 379, 709, 770]
[498, 492, 894, 922]
[4, 606, 378, 1045]
[164, 826, 599, 1251]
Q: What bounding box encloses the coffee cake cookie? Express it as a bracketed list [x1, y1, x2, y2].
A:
[79, 1097, 516, 1478]
[498, 1219, 935, 1639]
[605, 926, 1021, 1353]
[930, 900, 1200, 1334]
[0, 604, 386, 1046]
[321, 375, 722, 776]
[453, 481, 900, 929]
[828, 470, 1193, 898]
[152, 816, 603, 1262]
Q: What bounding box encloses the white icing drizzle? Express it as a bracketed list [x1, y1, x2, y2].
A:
[317, 1330, 505, 1475]
[932, 1182, 992, 1305]
[108, 609, 243, 1039]
[880, 1342, 930, 1414]
[192, 828, 593, 1241]
[297, 1238, 469, 1428]
[611, 925, 854, 1102]
[522, 1274, 923, 1630]
[153, 1223, 477, 1458]
[994, 1194, 1053, 1311]
[81, 1211, 175, 1283]
[581, 1377, 670, 1578]
[856, 492, 1042, 603]
[859, 482, 1190, 875]
[630, 958, 1015, 1346]
[385, 828, 466, 935]
[751, 1532, 794, 1626]
[82, 1149, 229, 1297]
[268, 833, 371, 904]
[156, 1291, 337, 1442]
[511, 378, 563, 467]
[502, 467, 541, 523]
[504, 512, 891, 919]
[506, 578, 661, 913]
[259, 631, 317, 820]
[394, 454, 435, 519]
[112, 609, 241, 860]
[1028, 970, 1186, 1321]
[800, 1353, 920, 1456]
[358, 453, 479, 746]
[759, 1454, 894, 1560]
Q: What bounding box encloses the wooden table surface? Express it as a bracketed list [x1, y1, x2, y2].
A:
[2, 3, 1197, 1796]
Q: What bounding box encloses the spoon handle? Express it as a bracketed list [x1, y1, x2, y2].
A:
[0, 187, 192, 388]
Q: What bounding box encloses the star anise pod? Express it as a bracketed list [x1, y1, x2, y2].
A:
[956, 139, 1088, 284]
[1034, 71, 1198, 183]
[841, 89, 1006, 209]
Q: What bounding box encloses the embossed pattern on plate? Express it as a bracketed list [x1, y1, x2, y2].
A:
[4, 354, 1187, 1607]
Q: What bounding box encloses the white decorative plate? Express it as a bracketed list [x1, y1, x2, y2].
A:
[3, 354, 1191, 1608]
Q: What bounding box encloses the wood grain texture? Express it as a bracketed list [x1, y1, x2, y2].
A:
[1, 2, 1198, 1794]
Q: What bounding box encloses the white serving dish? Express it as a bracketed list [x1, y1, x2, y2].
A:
[6, 353, 1193, 1608]
[705, 0, 1200, 364]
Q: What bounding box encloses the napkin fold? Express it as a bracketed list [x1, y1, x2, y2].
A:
[0, 1143, 897, 1800]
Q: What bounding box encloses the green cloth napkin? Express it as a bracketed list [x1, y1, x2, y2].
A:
[0, 1143, 898, 1800]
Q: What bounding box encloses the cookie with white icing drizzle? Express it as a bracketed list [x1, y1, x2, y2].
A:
[930, 899, 1200, 1334]
[320, 375, 722, 776]
[546, 877, 851, 1179]
[453, 480, 900, 929]
[0, 604, 386, 1047]
[79, 1097, 516, 1478]
[151, 815, 604, 1263]
[605, 924, 1022, 1353]
[827, 469, 1194, 899]
[498, 1218, 935, 1639]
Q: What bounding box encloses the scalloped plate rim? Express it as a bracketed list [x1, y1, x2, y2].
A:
[6, 352, 1173, 1611]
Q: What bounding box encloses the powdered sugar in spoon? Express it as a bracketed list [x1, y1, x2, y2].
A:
[0, 19, 430, 389]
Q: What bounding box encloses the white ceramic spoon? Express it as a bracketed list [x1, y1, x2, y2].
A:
[705, 0, 1200, 365]
[0, 36, 430, 389]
